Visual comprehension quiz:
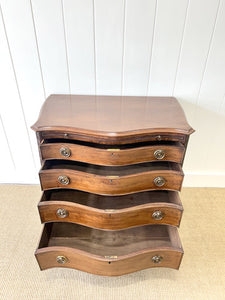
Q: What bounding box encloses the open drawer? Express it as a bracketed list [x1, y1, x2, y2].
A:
[35, 223, 183, 276]
[38, 190, 183, 228]
[40, 139, 185, 166]
[39, 160, 184, 195]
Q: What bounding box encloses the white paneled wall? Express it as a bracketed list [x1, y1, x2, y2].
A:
[123, 0, 156, 95]
[0, 0, 225, 186]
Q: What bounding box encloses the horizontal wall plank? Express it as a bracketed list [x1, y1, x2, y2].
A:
[183, 172, 225, 187]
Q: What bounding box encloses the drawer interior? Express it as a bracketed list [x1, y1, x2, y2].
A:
[39, 223, 182, 256]
[41, 138, 183, 149]
[41, 189, 181, 209]
[41, 160, 182, 175]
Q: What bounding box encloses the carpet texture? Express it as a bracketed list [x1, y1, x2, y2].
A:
[0, 185, 224, 300]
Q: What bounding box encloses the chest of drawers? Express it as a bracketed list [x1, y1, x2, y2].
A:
[32, 95, 194, 276]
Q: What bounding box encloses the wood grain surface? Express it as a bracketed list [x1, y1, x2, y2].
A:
[39, 131, 187, 145]
[38, 190, 183, 228]
[31, 95, 194, 144]
[35, 223, 183, 275]
[39, 161, 184, 195]
[32, 94, 192, 275]
[40, 140, 185, 165]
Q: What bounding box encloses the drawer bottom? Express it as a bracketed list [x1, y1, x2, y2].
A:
[35, 223, 183, 276]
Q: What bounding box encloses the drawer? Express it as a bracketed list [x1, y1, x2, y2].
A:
[35, 223, 183, 276]
[39, 160, 184, 195]
[39, 130, 186, 145]
[38, 190, 183, 228]
[40, 139, 185, 165]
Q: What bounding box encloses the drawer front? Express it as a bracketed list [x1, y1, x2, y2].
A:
[35, 247, 183, 276]
[40, 131, 186, 145]
[35, 223, 183, 276]
[39, 170, 184, 195]
[38, 201, 183, 228]
[40, 142, 185, 165]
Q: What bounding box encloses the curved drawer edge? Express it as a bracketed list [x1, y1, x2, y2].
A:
[35, 128, 192, 145]
[40, 142, 185, 166]
[39, 169, 184, 195]
[35, 246, 183, 276]
[38, 201, 183, 228]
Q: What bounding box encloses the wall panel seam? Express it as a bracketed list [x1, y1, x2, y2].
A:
[0, 115, 15, 169]
[61, 0, 71, 94]
[121, 0, 126, 95]
[195, 0, 221, 106]
[0, 4, 36, 169]
[29, 0, 46, 99]
[146, 0, 158, 96]
[172, 0, 190, 96]
[92, 0, 97, 95]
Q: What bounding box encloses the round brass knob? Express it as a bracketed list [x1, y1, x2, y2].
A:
[154, 176, 165, 187]
[154, 149, 165, 160]
[152, 210, 164, 220]
[56, 255, 68, 264]
[58, 175, 70, 185]
[56, 208, 69, 218]
[60, 147, 71, 158]
[152, 255, 163, 264]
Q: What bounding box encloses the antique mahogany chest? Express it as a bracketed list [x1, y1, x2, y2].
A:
[32, 94, 194, 276]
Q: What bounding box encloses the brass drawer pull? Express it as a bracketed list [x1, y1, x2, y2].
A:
[154, 149, 165, 160]
[56, 208, 69, 218]
[154, 176, 165, 187]
[152, 255, 163, 264]
[152, 210, 164, 220]
[56, 255, 68, 264]
[58, 175, 70, 185]
[60, 147, 71, 157]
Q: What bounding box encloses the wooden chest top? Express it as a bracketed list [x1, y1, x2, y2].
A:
[31, 95, 194, 140]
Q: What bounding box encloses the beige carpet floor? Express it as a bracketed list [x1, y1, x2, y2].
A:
[0, 185, 224, 300]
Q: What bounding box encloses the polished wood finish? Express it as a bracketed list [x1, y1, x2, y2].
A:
[39, 160, 184, 195]
[32, 94, 194, 275]
[38, 190, 183, 228]
[40, 131, 187, 145]
[31, 95, 194, 144]
[35, 223, 183, 276]
[40, 140, 185, 165]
